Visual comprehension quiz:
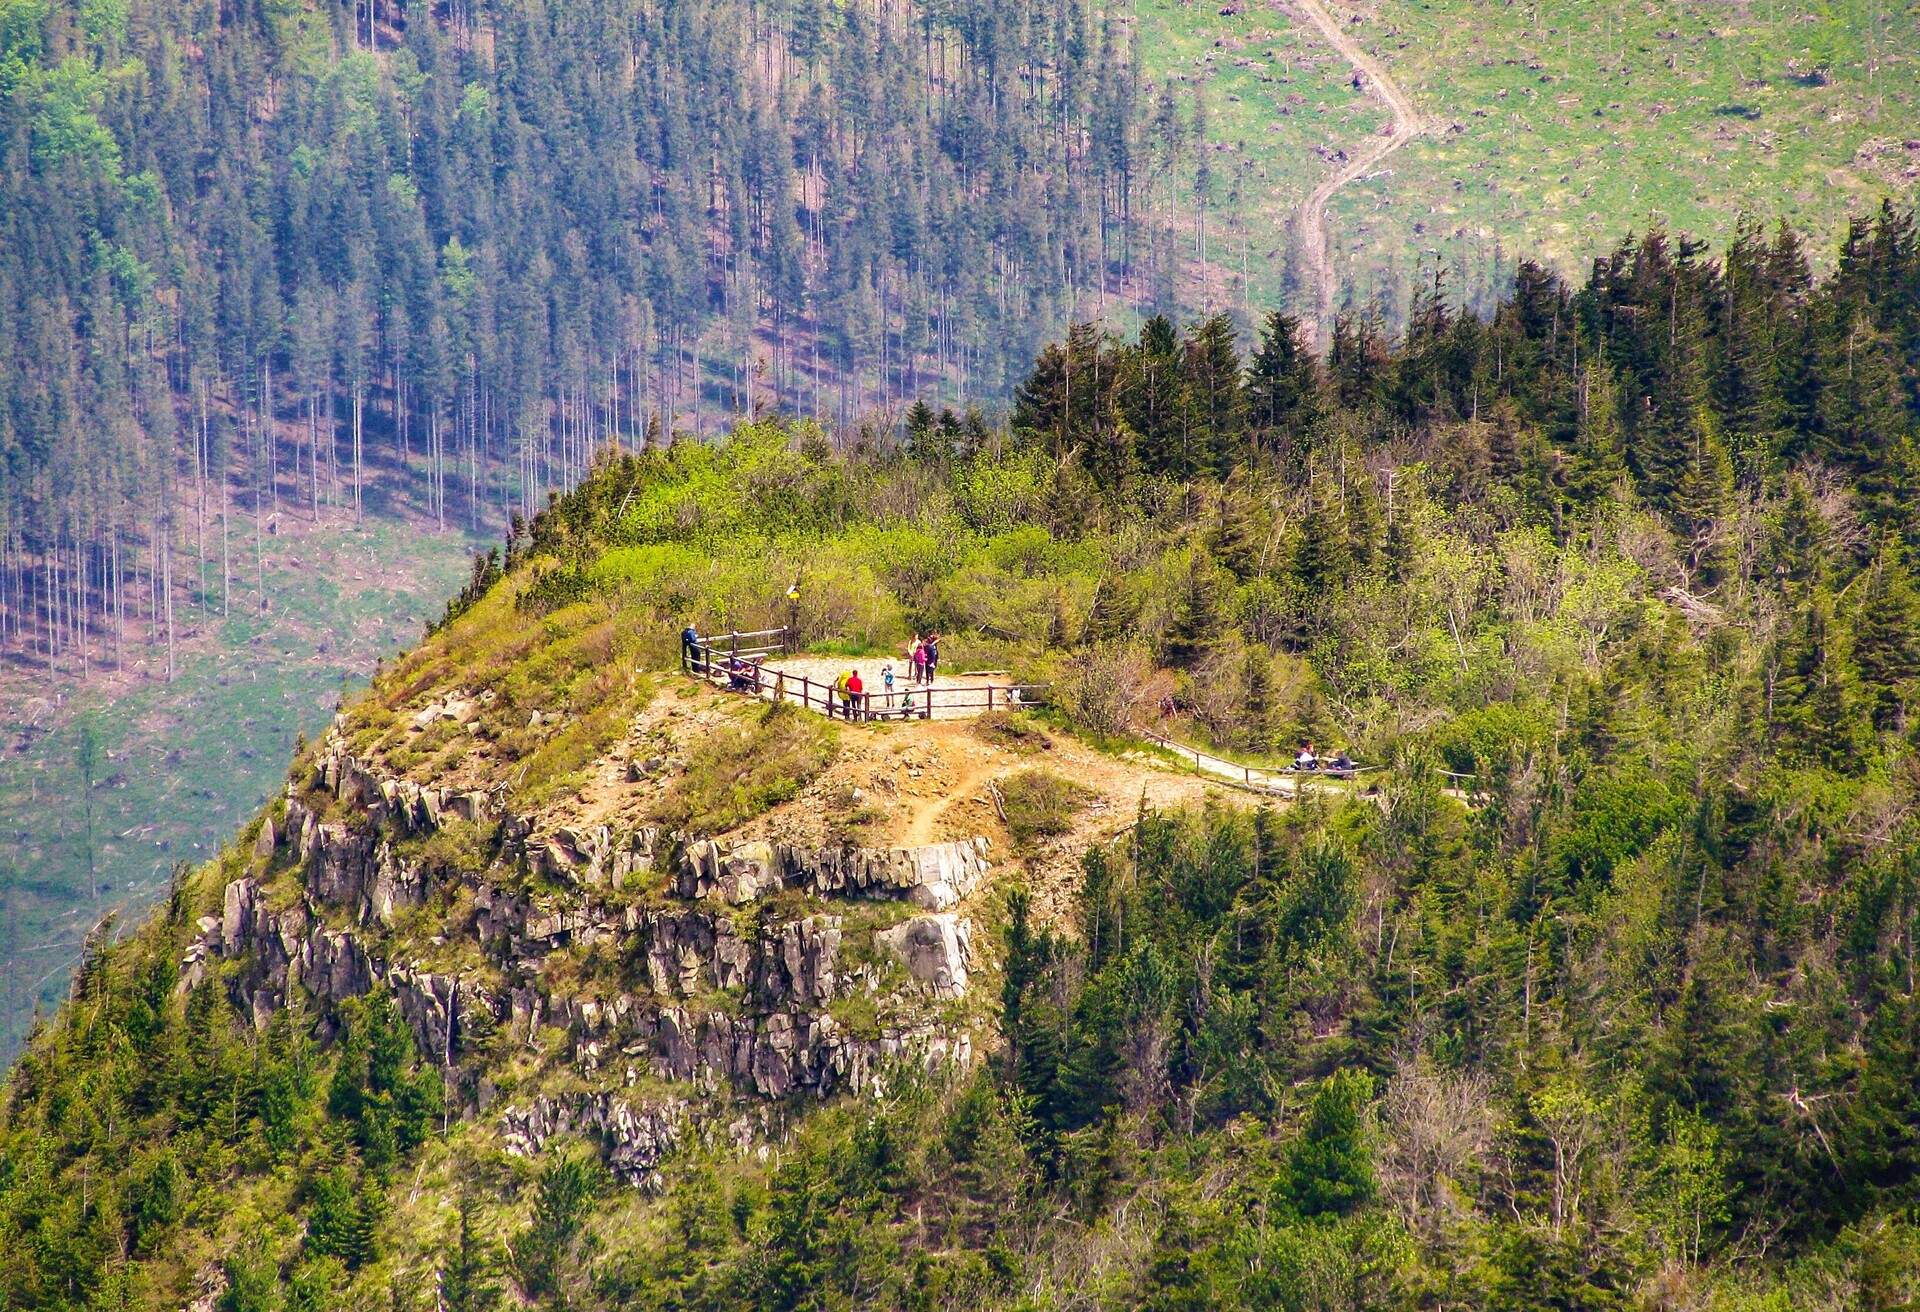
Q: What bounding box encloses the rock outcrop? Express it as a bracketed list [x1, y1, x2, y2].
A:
[192, 729, 993, 1180]
[675, 835, 991, 909]
[500, 1093, 687, 1187]
[877, 914, 971, 999]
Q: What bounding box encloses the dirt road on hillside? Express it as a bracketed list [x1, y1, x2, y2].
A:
[1288, 0, 1429, 341]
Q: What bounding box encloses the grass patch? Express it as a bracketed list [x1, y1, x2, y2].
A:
[970, 710, 1054, 754]
[997, 767, 1094, 847]
[647, 702, 837, 835]
[822, 783, 889, 846]
[408, 818, 502, 878]
[1130, 0, 1919, 324]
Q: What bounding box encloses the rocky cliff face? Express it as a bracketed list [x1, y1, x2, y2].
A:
[187, 733, 987, 1185]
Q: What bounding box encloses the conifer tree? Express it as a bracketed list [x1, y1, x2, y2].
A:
[1671, 412, 1736, 586]
[1843, 987, 1920, 1207]
[308, 1168, 380, 1270]
[1283, 1069, 1376, 1217]
[1293, 478, 1353, 596]
[1181, 314, 1247, 478]
[1851, 545, 1920, 731]
[1772, 586, 1868, 768]
[1565, 359, 1630, 510]
[442, 1191, 502, 1312]
[1770, 473, 1828, 594]
[1163, 551, 1222, 669]
[1122, 317, 1185, 478]
[1245, 309, 1320, 451]
[1241, 644, 1278, 751]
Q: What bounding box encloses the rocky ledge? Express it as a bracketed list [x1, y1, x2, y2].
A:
[182, 729, 992, 1180]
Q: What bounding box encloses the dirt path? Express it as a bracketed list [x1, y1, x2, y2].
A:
[1288, 0, 1429, 341]
[901, 757, 1004, 847]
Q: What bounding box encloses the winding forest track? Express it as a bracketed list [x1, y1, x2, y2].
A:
[1286, 0, 1430, 341]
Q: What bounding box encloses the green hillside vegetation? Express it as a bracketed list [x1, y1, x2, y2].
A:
[1137, 0, 1920, 317]
[4, 211, 1920, 1309]
[3, 0, 1911, 1071]
[0, 0, 1209, 1064]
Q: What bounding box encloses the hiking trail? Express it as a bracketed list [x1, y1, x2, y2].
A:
[1286, 0, 1430, 342]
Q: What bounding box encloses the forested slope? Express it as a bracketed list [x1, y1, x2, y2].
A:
[0, 0, 1205, 673]
[5, 213, 1920, 1310]
[0, 0, 1209, 1062]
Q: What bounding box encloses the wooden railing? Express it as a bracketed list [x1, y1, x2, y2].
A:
[681, 630, 1046, 720]
[1136, 726, 1378, 794]
[761, 668, 1048, 721]
[681, 626, 792, 673]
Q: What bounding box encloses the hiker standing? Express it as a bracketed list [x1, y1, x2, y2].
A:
[911, 638, 929, 686]
[881, 661, 896, 715]
[847, 669, 865, 721]
[924, 633, 940, 683]
[833, 669, 852, 719]
[682, 623, 702, 673]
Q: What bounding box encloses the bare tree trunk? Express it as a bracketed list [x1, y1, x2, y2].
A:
[162, 521, 175, 682]
[220, 457, 231, 618]
[197, 386, 209, 616]
[112, 524, 124, 669]
[265, 357, 278, 517]
[76, 539, 89, 680]
[353, 382, 364, 524]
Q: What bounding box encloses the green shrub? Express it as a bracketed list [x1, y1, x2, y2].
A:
[997, 767, 1093, 846]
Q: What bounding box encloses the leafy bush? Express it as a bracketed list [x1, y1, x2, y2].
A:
[997, 767, 1093, 846]
[1055, 641, 1169, 738]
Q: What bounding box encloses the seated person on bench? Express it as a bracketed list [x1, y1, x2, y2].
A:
[1293, 743, 1319, 772]
[1326, 750, 1356, 780]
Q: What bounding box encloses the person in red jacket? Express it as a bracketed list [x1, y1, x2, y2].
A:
[846, 669, 865, 721]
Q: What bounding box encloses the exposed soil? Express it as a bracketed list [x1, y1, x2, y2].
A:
[1285, 0, 1431, 341]
[552, 682, 1255, 930]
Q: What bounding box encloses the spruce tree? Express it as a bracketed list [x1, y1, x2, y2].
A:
[1241, 644, 1278, 751]
[1565, 360, 1630, 510]
[1283, 1069, 1376, 1217]
[1245, 309, 1320, 450]
[1163, 552, 1222, 669]
[1122, 317, 1185, 478]
[1670, 412, 1736, 586]
[442, 1191, 502, 1312]
[1293, 478, 1353, 596]
[1770, 473, 1827, 594]
[1772, 586, 1868, 769]
[1843, 987, 1920, 1207]
[1851, 546, 1920, 731]
[1181, 313, 1247, 478]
